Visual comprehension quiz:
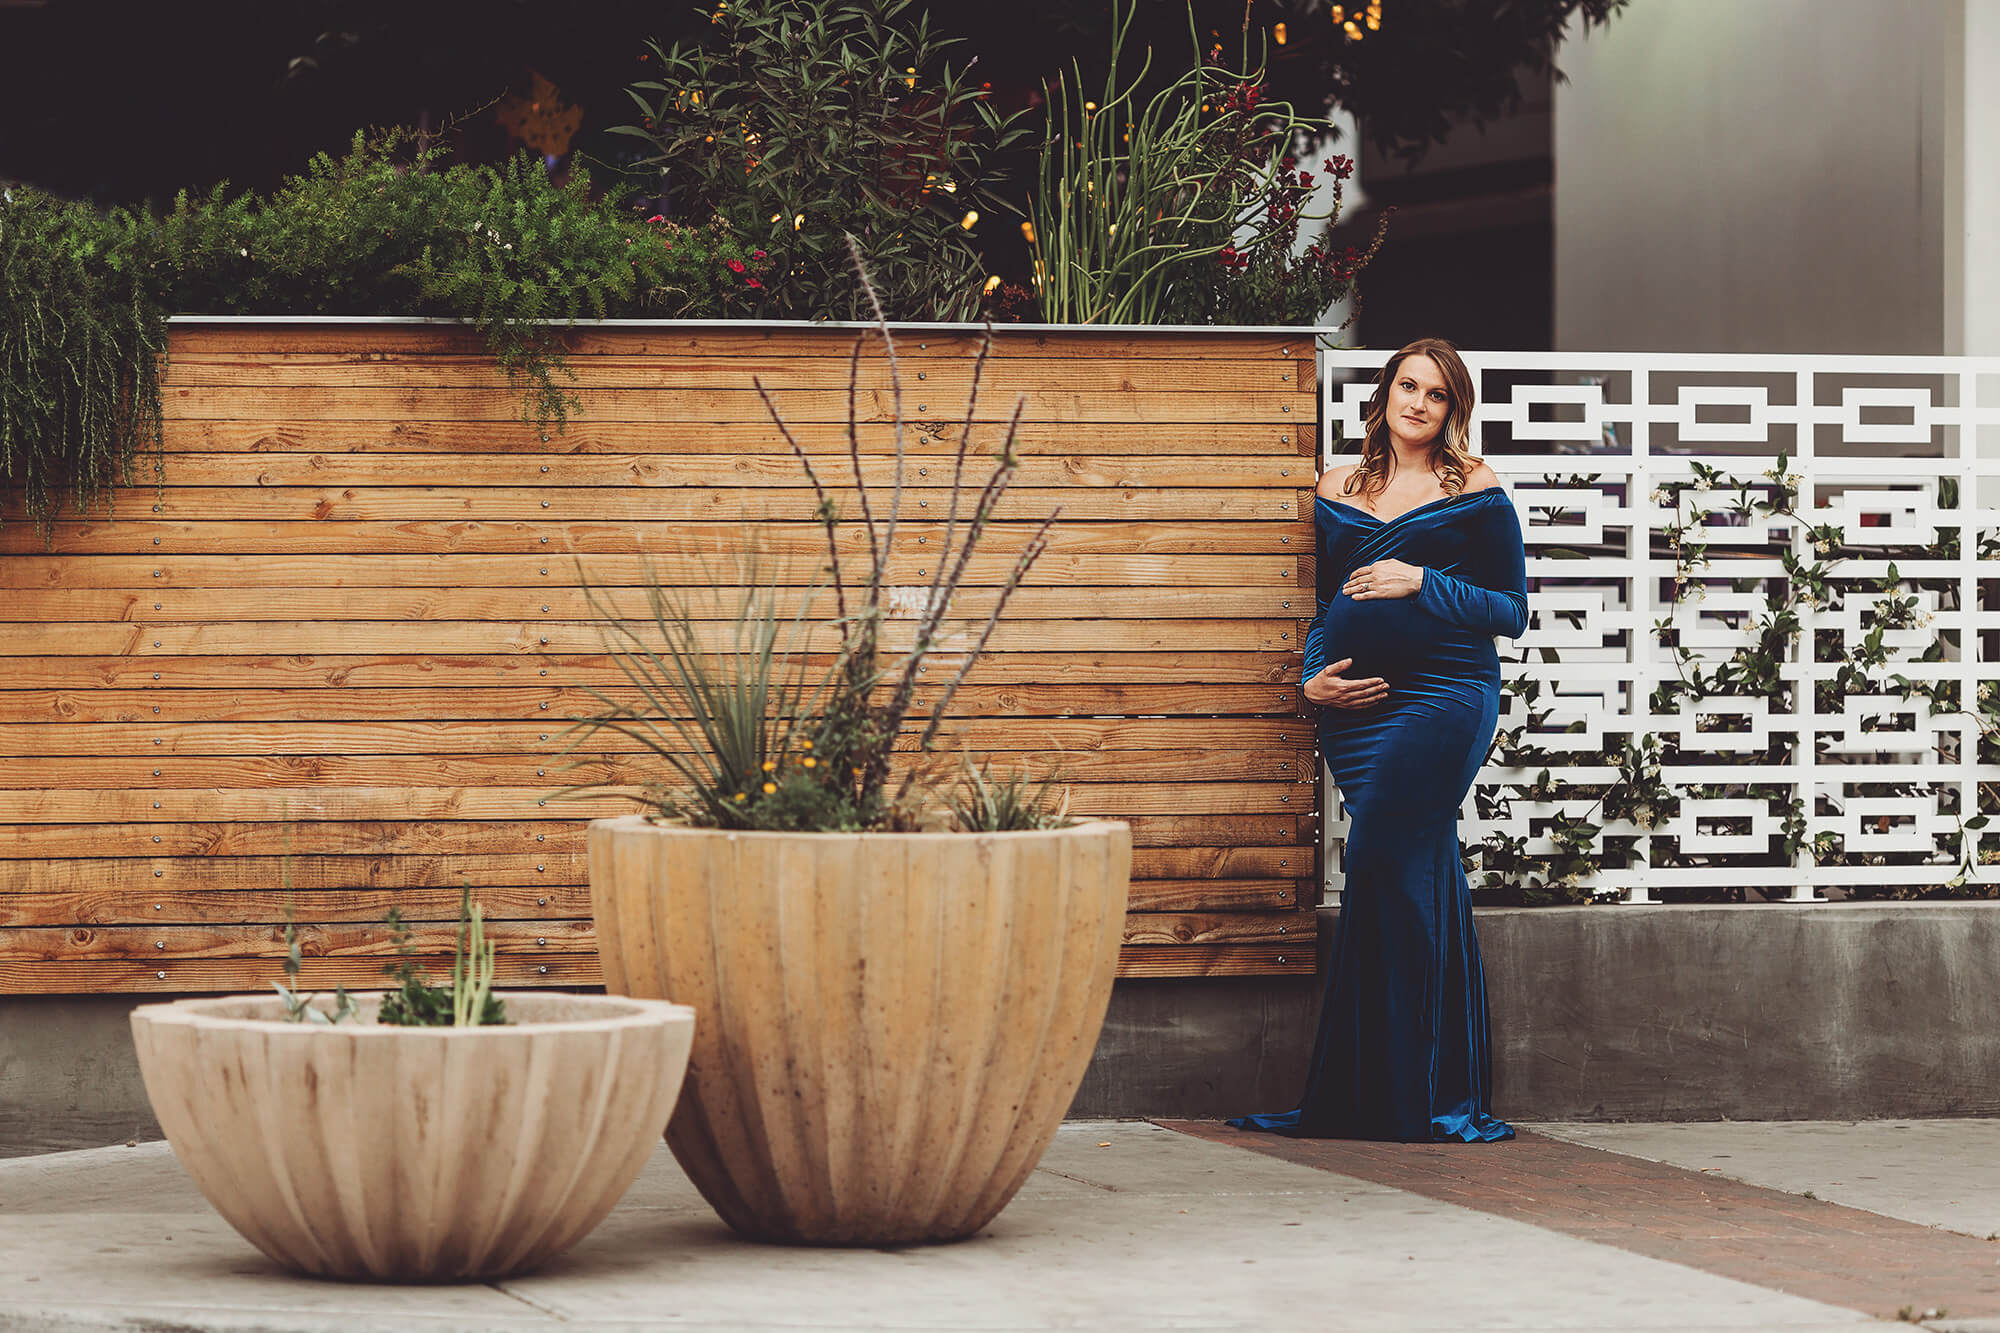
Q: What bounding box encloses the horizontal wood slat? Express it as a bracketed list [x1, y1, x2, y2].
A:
[0, 717, 1315, 756]
[0, 683, 1301, 723]
[0, 323, 1318, 991]
[19, 486, 1302, 523]
[163, 326, 1311, 360]
[159, 384, 1302, 423]
[7, 519, 1296, 558]
[162, 355, 1302, 395]
[17, 452, 1309, 489]
[143, 420, 1306, 456]
[0, 584, 1310, 623]
[0, 552, 1300, 587]
[0, 815, 1313, 857]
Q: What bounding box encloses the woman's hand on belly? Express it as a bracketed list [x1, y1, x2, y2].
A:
[1343, 558, 1422, 601]
[1304, 657, 1388, 710]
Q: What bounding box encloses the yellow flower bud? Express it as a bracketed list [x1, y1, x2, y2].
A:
[762, 782, 776, 794]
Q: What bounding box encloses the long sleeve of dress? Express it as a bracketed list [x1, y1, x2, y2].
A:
[1302, 552, 1333, 681]
[1412, 493, 1529, 638]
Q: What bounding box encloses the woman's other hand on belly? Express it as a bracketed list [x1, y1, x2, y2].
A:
[1304, 657, 1388, 710]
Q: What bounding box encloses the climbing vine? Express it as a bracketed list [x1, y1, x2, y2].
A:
[1472, 462, 1997, 905]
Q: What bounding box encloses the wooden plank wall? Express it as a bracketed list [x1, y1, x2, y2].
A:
[0, 323, 1319, 993]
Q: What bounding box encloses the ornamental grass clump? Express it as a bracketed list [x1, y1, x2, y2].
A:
[1029, 2, 1387, 326]
[559, 241, 1062, 833]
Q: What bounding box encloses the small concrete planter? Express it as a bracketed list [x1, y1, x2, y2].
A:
[588, 815, 1132, 1246]
[129, 992, 695, 1281]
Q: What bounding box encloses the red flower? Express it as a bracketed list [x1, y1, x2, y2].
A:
[746, 278, 763, 288]
[751, 249, 766, 259]
[646, 214, 666, 224]
[1297, 171, 1315, 189]
[727, 258, 747, 274]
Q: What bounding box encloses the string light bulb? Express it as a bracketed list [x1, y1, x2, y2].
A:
[1019, 220, 1036, 244]
[959, 210, 979, 231]
[983, 275, 1003, 294]
[1273, 22, 1287, 44]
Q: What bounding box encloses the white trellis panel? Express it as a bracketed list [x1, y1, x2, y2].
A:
[1315, 350, 2000, 904]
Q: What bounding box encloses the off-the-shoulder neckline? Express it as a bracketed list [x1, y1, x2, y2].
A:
[1314, 486, 1505, 527]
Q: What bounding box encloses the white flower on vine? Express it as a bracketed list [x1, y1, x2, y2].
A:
[239, 247, 249, 257]
[1914, 607, 1934, 628]
[1691, 476, 1712, 493]
[1813, 538, 1835, 555]
[1685, 584, 1708, 603]
[1649, 487, 1670, 506]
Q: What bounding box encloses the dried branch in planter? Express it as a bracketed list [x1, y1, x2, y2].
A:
[563, 240, 1058, 832]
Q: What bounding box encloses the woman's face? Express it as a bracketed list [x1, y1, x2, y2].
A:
[1385, 354, 1450, 451]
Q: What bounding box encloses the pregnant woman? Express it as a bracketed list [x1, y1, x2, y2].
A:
[1232, 338, 1527, 1143]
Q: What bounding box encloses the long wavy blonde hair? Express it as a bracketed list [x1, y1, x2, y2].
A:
[1341, 337, 1478, 501]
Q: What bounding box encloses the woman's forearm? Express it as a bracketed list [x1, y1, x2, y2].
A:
[1414, 570, 1529, 638]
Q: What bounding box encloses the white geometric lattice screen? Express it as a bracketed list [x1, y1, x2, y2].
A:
[1318, 351, 2000, 905]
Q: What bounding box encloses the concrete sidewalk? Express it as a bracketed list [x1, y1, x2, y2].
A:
[0, 1119, 1990, 1331]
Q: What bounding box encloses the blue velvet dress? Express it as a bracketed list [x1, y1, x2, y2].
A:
[1233, 486, 1527, 1143]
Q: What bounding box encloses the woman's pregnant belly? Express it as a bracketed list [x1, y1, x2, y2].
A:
[1317, 594, 1501, 697]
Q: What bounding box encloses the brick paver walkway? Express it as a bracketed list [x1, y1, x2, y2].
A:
[1160, 1119, 2000, 1323]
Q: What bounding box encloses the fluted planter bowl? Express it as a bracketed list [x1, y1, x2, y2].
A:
[588, 815, 1132, 1246]
[128, 992, 695, 1281]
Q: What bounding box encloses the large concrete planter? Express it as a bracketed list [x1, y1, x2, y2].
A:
[128, 992, 695, 1281]
[588, 815, 1131, 1245]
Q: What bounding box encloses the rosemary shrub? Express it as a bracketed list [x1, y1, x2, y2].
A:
[0, 186, 166, 541]
[158, 129, 772, 431]
[3, 130, 769, 537]
[615, 0, 1025, 321]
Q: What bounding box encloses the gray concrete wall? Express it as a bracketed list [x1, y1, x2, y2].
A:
[1553, 0, 1954, 354]
[0, 996, 159, 1156]
[1482, 902, 2000, 1121]
[10, 903, 2000, 1154]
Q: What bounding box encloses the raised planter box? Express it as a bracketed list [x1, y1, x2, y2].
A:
[0, 320, 1321, 997]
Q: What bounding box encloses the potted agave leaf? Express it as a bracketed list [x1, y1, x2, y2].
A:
[128, 889, 696, 1281]
[573, 250, 1132, 1247]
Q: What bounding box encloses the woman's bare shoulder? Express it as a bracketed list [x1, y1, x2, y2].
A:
[1461, 459, 1503, 494]
[1317, 463, 1360, 499]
